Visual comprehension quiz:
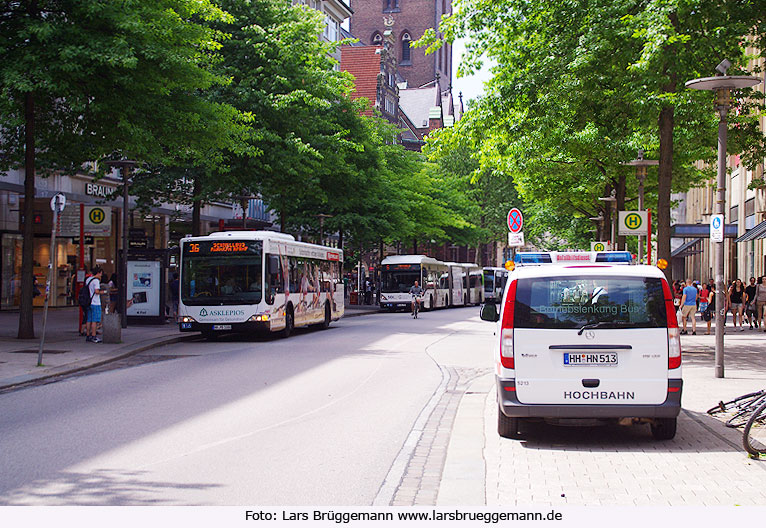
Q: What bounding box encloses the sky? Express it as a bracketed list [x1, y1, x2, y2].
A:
[451, 38, 493, 109]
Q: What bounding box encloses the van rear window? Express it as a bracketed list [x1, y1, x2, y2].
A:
[514, 276, 667, 329]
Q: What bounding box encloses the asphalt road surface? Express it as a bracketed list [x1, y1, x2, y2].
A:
[0, 306, 491, 505]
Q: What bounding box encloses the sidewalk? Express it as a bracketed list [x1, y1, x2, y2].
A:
[440, 317, 766, 507]
[0, 307, 193, 392]
[0, 303, 380, 392]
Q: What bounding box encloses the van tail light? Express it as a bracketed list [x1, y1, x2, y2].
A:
[662, 279, 682, 369]
[500, 279, 517, 369]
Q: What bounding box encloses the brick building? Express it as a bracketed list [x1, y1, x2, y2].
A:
[340, 35, 400, 123]
[349, 0, 452, 90]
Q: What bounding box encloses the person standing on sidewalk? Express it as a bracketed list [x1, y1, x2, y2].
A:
[729, 278, 746, 331]
[744, 276, 758, 329]
[755, 276, 766, 331]
[169, 272, 180, 322]
[85, 266, 107, 343]
[700, 283, 713, 335]
[679, 278, 697, 335]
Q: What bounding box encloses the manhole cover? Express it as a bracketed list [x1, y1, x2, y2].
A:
[11, 349, 70, 354]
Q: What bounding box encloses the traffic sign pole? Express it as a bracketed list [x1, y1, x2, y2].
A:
[647, 209, 652, 265]
[38, 194, 65, 366]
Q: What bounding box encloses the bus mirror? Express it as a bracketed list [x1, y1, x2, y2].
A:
[480, 303, 499, 322]
[268, 255, 280, 275]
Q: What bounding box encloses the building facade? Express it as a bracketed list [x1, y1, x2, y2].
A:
[349, 0, 452, 89]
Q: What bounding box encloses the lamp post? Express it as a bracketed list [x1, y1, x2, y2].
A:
[315, 214, 334, 246]
[598, 191, 617, 248]
[686, 60, 762, 379]
[623, 150, 659, 263]
[105, 159, 137, 329]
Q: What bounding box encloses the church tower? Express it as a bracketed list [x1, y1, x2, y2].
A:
[349, 0, 452, 90]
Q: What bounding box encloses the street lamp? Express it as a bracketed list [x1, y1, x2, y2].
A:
[598, 191, 617, 248]
[315, 214, 334, 246]
[686, 59, 762, 379]
[623, 150, 659, 263]
[104, 158, 137, 329]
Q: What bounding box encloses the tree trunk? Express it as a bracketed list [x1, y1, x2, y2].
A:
[658, 105, 674, 280]
[192, 175, 202, 236]
[18, 92, 36, 339]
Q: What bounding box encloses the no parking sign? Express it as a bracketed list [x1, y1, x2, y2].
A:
[507, 208, 523, 233]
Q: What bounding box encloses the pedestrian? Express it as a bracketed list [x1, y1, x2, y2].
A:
[699, 283, 713, 335]
[364, 276, 372, 305]
[728, 278, 745, 331]
[679, 278, 697, 335]
[107, 273, 119, 314]
[755, 276, 766, 331]
[169, 272, 180, 322]
[744, 276, 758, 329]
[84, 266, 107, 343]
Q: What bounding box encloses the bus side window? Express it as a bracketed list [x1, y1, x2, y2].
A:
[266, 254, 281, 304]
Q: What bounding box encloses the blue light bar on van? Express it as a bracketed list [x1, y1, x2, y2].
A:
[514, 253, 553, 264]
[594, 251, 633, 263]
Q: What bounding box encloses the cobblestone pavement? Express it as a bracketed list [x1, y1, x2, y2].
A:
[388, 366, 488, 506]
[483, 333, 766, 506]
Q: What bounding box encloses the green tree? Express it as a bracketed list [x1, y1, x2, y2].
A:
[0, 0, 235, 338]
[426, 0, 765, 267]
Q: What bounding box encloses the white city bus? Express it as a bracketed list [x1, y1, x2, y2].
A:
[462, 263, 484, 305]
[380, 255, 449, 311]
[178, 231, 343, 338]
[482, 267, 509, 304]
[445, 262, 468, 306]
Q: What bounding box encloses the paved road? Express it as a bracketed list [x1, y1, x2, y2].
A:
[0, 306, 487, 506]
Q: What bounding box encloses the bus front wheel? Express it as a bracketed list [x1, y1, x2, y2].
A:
[281, 307, 294, 338]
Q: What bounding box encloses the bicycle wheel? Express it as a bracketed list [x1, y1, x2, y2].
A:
[743, 399, 766, 457]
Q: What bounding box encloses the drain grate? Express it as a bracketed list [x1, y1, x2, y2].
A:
[11, 349, 70, 354]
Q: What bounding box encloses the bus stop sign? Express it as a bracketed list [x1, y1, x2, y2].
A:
[507, 208, 523, 233]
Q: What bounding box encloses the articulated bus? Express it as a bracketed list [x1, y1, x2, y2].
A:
[463, 263, 484, 305]
[178, 231, 343, 338]
[444, 262, 468, 306]
[380, 255, 449, 311]
[482, 267, 509, 304]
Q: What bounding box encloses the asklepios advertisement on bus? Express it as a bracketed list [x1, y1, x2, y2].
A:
[127, 260, 161, 316]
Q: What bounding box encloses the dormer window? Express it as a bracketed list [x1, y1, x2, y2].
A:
[401, 32, 411, 64]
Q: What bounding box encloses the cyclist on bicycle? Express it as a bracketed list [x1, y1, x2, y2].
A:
[409, 280, 424, 317]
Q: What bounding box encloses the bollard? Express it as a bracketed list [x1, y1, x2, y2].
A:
[102, 312, 122, 344]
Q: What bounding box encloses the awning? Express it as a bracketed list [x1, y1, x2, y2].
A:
[671, 238, 703, 258]
[734, 220, 766, 243]
[670, 223, 738, 238]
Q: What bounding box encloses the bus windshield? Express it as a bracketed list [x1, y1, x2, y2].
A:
[382, 264, 421, 293]
[483, 271, 495, 293]
[182, 241, 262, 305]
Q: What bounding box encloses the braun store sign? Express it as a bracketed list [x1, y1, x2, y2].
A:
[85, 182, 113, 198]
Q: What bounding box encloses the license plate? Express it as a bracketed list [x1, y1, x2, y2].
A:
[181, 322, 192, 330]
[213, 324, 232, 331]
[564, 353, 618, 366]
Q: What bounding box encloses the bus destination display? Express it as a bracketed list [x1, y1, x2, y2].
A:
[183, 240, 261, 255]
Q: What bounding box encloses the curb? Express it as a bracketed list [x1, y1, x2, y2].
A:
[0, 333, 199, 393]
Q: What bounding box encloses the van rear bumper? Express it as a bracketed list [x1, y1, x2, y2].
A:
[497, 378, 682, 419]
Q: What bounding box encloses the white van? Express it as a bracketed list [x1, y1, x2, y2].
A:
[480, 252, 682, 440]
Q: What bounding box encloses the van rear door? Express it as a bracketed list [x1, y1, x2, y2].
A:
[512, 275, 669, 406]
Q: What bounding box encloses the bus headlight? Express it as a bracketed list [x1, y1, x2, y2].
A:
[180, 316, 196, 323]
[247, 314, 270, 322]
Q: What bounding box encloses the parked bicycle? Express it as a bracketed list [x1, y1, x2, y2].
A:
[707, 390, 766, 458]
[707, 390, 766, 428]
